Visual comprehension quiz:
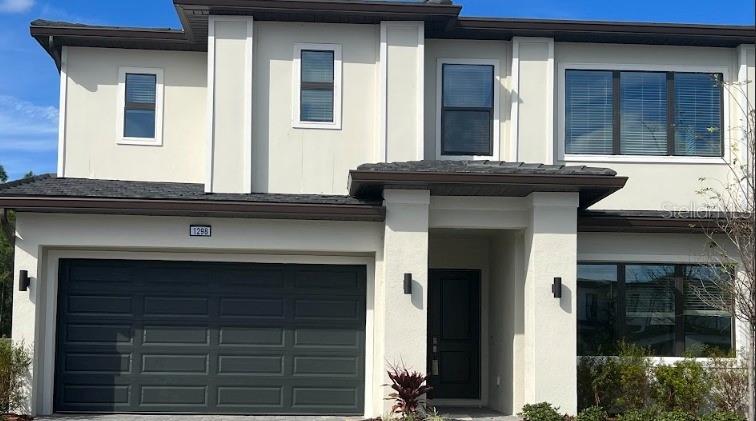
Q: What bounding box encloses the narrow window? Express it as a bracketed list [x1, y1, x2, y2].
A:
[565, 70, 614, 155]
[441, 64, 494, 156]
[683, 265, 732, 355]
[620, 72, 668, 155]
[576, 264, 619, 356]
[124, 73, 157, 138]
[300, 50, 335, 123]
[624, 264, 676, 356]
[674, 73, 723, 157]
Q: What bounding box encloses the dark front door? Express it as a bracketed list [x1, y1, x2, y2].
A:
[427, 269, 481, 399]
[54, 259, 366, 415]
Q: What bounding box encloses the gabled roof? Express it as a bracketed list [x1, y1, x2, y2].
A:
[30, 0, 755, 68]
[348, 160, 627, 208]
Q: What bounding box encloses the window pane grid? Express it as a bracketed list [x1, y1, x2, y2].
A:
[441, 63, 494, 156]
[577, 262, 733, 357]
[564, 70, 723, 157]
[300, 50, 335, 123]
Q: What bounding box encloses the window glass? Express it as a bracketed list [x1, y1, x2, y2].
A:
[124, 73, 157, 138]
[565, 70, 614, 155]
[620, 72, 668, 155]
[577, 264, 618, 355]
[683, 265, 732, 356]
[441, 64, 494, 156]
[300, 50, 335, 123]
[674, 73, 723, 157]
[624, 264, 676, 356]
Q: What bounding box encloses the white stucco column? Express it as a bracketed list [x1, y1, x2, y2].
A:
[379, 189, 430, 385]
[519, 192, 578, 413]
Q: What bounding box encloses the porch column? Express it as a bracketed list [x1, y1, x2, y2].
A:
[520, 192, 578, 413]
[380, 188, 430, 378]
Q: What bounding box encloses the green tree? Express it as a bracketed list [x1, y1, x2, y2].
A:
[0, 165, 6, 183]
[22, 171, 33, 179]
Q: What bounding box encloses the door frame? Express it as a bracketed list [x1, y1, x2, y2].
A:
[427, 268, 483, 403]
[40, 249, 376, 417]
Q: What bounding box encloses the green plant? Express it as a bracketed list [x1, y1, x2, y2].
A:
[655, 410, 698, 421]
[577, 357, 620, 412]
[652, 357, 710, 414]
[385, 363, 432, 417]
[700, 412, 746, 421]
[614, 341, 652, 412]
[576, 405, 607, 421]
[521, 402, 564, 421]
[616, 408, 658, 421]
[0, 340, 31, 413]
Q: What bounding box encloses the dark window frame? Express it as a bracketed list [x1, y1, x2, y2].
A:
[299, 49, 335, 123]
[440, 63, 495, 157]
[578, 261, 735, 357]
[565, 70, 725, 158]
[123, 72, 157, 138]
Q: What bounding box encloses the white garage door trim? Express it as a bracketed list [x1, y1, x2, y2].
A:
[38, 249, 375, 417]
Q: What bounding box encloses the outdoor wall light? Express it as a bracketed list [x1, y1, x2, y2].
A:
[18, 270, 30, 292]
[552, 277, 562, 299]
[403, 273, 413, 294]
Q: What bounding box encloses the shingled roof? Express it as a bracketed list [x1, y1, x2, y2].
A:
[0, 175, 385, 221]
[354, 160, 618, 176]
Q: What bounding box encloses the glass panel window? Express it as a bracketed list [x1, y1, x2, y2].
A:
[577, 264, 619, 355]
[565, 70, 614, 155]
[577, 262, 734, 357]
[300, 50, 335, 122]
[564, 69, 723, 158]
[683, 265, 732, 355]
[124, 73, 156, 138]
[441, 64, 494, 156]
[620, 72, 668, 155]
[674, 73, 723, 157]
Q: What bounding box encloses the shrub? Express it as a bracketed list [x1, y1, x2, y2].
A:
[614, 341, 652, 412]
[700, 411, 746, 421]
[707, 351, 747, 416]
[0, 340, 31, 413]
[521, 402, 564, 421]
[385, 363, 432, 417]
[576, 405, 607, 421]
[652, 357, 710, 414]
[577, 357, 620, 412]
[655, 410, 698, 421]
[616, 407, 659, 421]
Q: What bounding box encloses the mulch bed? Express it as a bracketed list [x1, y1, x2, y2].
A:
[2, 414, 33, 421]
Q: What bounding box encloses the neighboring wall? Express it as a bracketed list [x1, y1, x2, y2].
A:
[250, 21, 380, 194]
[555, 43, 754, 210]
[424, 39, 512, 160]
[61, 47, 207, 182]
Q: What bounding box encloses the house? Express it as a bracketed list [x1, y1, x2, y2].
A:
[0, 0, 753, 417]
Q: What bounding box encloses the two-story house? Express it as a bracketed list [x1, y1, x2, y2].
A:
[0, 0, 753, 417]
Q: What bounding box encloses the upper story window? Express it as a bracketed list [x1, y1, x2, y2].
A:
[117, 67, 164, 145]
[577, 262, 733, 357]
[292, 43, 342, 130]
[438, 62, 498, 158]
[565, 69, 723, 158]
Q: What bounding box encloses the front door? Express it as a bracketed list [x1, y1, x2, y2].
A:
[427, 269, 481, 399]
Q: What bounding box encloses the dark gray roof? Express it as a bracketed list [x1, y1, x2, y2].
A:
[0, 174, 378, 206]
[355, 160, 618, 176]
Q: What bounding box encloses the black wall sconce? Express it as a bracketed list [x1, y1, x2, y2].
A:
[403, 273, 413, 294]
[552, 277, 562, 298]
[18, 270, 30, 292]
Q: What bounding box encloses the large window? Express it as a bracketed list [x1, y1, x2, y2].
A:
[293, 43, 342, 129]
[577, 263, 733, 357]
[565, 70, 723, 157]
[440, 63, 496, 157]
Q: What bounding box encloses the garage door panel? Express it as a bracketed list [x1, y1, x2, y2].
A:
[55, 259, 366, 414]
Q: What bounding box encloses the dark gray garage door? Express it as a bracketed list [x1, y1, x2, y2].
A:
[54, 259, 366, 414]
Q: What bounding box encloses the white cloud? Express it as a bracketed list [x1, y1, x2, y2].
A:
[0, 95, 58, 152]
[0, 0, 34, 13]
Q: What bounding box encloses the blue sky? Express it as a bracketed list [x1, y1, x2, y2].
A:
[0, 0, 753, 181]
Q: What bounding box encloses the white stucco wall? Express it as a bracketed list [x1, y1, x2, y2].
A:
[251, 21, 380, 195]
[424, 39, 511, 160]
[555, 42, 749, 211]
[62, 47, 207, 182]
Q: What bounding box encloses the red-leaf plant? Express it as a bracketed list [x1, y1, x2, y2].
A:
[386, 363, 433, 417]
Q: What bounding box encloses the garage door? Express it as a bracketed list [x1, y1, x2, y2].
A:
[54, 259, 366, 414]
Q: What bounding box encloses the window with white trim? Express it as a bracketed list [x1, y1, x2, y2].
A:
[292, 44, 342, 129]
[117, 67, 163, 145]
[440, 63, 495, 156]
[565, 70, 724, 158]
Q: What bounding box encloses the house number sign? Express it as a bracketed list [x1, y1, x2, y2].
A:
[189, 225, 212, 237]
